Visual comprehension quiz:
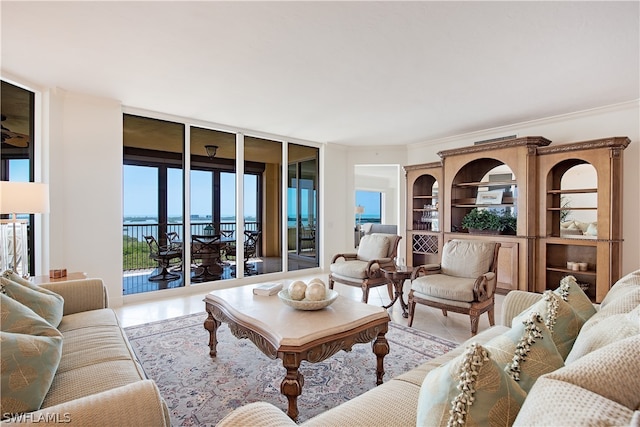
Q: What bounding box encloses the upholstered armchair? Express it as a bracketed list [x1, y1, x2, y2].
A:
[329, 233, 401, 303]
[408, 239, 500, 335]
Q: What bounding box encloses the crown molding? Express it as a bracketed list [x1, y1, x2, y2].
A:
[409, 100, 639, 150]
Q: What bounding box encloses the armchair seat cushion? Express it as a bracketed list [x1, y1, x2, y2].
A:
[329, 260, 373, 279]
[411, 274, 476, 302]
[410, 291, 474, 309]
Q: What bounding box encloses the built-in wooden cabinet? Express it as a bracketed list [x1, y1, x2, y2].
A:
[536, 137, 629, 302]
[405, 136, 629, 300]
[404, 162, 443, 267]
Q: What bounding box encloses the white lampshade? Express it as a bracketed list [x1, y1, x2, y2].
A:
[0, 181, 50, 215]
[355, 205, 365, 215]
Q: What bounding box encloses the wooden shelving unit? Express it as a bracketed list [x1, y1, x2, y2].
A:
[437, 137, 550, 293]
[405, 136, 628, 300]
[404, 162, 443, 267]
[537, 137, 629, 302]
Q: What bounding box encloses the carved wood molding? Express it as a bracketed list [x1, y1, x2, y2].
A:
[536, 137, 630, 155]
[303, 324, 387, 363]
[438, 136, 552, 158]
[404, 161, 442, 172]
[210, 305, 278, 359]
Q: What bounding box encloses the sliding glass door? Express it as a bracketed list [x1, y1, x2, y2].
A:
[123, 113, 320, 294]
[287, 144, 319, 270]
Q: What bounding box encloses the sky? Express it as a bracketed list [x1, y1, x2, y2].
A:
[13, 159, 372, 222]
[123, 165, 256, 218]
[355, 190, 382, 221]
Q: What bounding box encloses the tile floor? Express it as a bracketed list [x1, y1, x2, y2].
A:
[115, 272, 505, 344]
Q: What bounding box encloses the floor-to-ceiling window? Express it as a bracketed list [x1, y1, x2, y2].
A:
[123, 113, 320, 295]
[122, 115, 185, 294]
[244, 136, 281, 275]
[288, 144, 319, 270]
[1, 80, 37, 276]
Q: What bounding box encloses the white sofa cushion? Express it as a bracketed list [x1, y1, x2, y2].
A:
[514, 335, 640, 426]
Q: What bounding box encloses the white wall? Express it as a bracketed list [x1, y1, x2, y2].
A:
[407, 101, 640, 275]
[45, 89, 124, 307]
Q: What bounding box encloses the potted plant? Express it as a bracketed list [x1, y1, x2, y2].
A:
[461, 208, 517, 235]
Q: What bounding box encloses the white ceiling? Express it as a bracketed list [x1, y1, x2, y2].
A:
[2, 1, 638, 147]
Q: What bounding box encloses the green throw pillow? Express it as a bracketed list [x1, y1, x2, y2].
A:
[0, 294, 63, 417]
[485, 311, 564, 393]
[0, 294, 61, 337]
[513, 290, 585, 360]
[0, 276, 64, 327]
[554, 275, 596, 322]
[416, 342, 527, 427]
[1, 270, 65, 300]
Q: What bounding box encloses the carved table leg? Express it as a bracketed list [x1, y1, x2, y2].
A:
[280, 353, 304, 421]
[204, 307, 221, 357]
[372, 331, 390, 385]
[382, 278, 409, 318]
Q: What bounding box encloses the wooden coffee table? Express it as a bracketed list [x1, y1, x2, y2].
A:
[204, 284, 390, 420]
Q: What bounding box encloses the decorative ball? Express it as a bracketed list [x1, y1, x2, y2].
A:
[308, 277, 326, 287]
[288, 281, 307, 301]
[305, 282, 326, 301]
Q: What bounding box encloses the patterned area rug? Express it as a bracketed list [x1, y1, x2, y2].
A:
[125, 312, 458, 426]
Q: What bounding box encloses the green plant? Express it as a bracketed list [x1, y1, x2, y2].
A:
[560, 196, 571, 222]
[461, 208, 517, 233]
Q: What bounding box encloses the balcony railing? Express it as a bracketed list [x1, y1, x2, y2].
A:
[123, 221, 260, 272]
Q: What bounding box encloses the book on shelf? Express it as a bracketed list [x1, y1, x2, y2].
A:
[253, 282, 283, 296]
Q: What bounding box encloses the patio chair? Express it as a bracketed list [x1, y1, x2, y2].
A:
[144, 235, 182, 282]
[408, 239, 500, 336]
[191, 234, 223, 281]
[328, 233, 401, 303]
[165, 231, 183, 270]
[228, 230, 262, 276]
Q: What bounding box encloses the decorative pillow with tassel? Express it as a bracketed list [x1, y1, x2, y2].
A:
[416, 342, 526, 427]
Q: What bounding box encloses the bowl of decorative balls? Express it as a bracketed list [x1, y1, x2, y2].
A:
[278, 278, 338, 310]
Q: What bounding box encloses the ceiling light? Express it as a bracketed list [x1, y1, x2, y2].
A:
[205, 145, 218, 159]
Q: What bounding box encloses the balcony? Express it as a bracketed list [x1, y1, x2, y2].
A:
[123, 221, 260, 295]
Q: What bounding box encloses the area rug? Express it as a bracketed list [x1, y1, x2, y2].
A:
[125, 312, 458, 426]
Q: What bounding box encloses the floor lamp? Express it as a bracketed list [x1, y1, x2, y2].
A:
[0, 181, 50, 277]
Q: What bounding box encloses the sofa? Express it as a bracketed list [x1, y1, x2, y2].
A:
[0, 272, 170, 426]
[217, 270, 640, 426]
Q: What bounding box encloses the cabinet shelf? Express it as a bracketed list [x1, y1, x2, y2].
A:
[453, 203, 515, 208]
[547, 207, 597, 211]
[414, 195, 438, 199]
[547, 188, 597, 194]
[546, 266, 596, 276]
[453, 180, 517, 188]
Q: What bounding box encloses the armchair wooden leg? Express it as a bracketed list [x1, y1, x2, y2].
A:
[361, 284, 370, 303]
[407, 295, 416, 327]
[470, 314, 480, 336]
[488, 307, 495, 327]
[328, 277, 335, 290]
[441, 309, 448, 317]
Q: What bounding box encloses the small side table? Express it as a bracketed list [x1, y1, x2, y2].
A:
[30, 272, 87, 285]
[381, 265, 414, 318]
